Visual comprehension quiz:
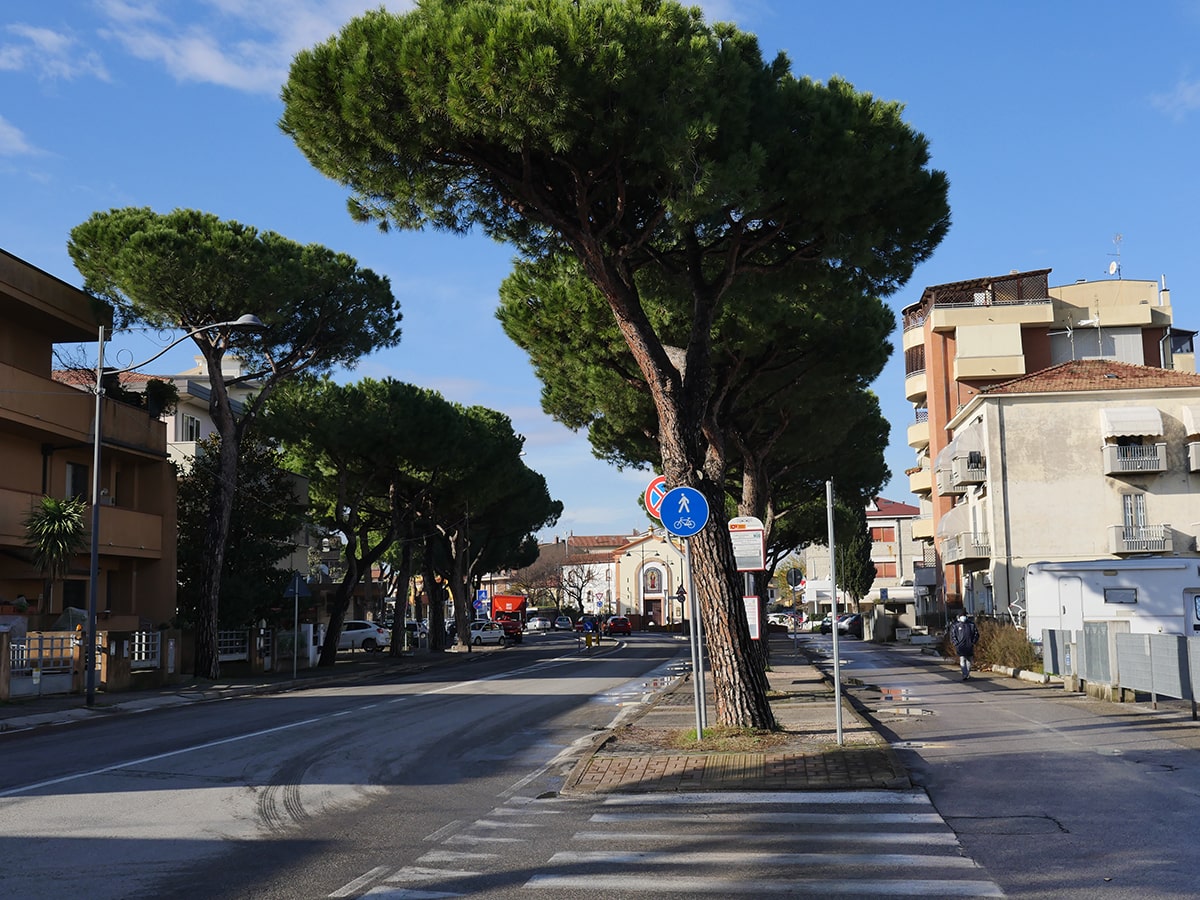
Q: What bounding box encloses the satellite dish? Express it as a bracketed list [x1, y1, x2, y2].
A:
[1108, 260, 1119, 275]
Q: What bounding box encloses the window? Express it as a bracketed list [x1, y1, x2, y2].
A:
[1104, 588, 1137, 605]
[1122, 493, 1148, 533]
[65, 462, 88, 500]
[182, 414, 202, 442]
[870, 526, 895, 543]
[874, 562, 897, 578]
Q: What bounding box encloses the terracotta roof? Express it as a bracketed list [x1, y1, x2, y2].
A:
[53, 369, 169, 387]
[867, 496, 919, 517]
[981, 359, 1200, 395]
[566, 534, 629, 550]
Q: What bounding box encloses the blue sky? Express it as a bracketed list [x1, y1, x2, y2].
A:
[4, 1, 1200, 540]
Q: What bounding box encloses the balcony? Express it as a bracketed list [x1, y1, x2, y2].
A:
[953, 353, 1026, 381]
[911, 516, 935, 540]
[951, 454, 986, 487]
[1108, 524, 1173, 554]
[936, 467, 964, 497]
[908, 466, 932, 495]
[1102, 443, 1167, 476]
[907, 417, 929, 450]
[904, 369, 927, 404]
[930, 298, 1054, 333]
[941, 532, 991, 564]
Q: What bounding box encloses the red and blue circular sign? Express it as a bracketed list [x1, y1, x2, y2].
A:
[643, 475, 668, 520]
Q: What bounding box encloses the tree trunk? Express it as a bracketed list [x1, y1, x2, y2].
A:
[688, 489, 777, 729]
[194, 433, 239, 679]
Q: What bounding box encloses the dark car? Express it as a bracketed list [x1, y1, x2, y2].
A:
[603, 615, 632, 636]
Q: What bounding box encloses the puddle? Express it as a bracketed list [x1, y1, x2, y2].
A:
[879, 686, 921, 702]
[875, 706, 934, 717]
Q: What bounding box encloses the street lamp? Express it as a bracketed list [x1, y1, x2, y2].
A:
[86, 315, 263, 707]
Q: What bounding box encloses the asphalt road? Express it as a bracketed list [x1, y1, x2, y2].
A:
[0, 632, 687, 899]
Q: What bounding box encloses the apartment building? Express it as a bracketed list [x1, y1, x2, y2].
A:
[0, 249, 177, 627]
[942, 359, 1200, 619]
[902, 268, 1198, 619]
[802, 496, 923, 619]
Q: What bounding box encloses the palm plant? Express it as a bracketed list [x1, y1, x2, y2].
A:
[23, 495, 88, 613]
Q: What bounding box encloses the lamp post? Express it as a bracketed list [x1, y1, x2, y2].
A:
[86, 315, 263, 707]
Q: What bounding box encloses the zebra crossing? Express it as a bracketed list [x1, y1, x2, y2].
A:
[331, 790, 1004, 898]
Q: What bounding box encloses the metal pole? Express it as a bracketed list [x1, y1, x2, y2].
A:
[292, 573, 299, 679]
[827, 479, 843, 745]
[86, 325, 106, 708]
[684, 539, 704, 739]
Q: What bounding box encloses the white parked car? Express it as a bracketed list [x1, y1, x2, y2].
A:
[336, 620, 391, 651]
[462, 620, 505, 645]
[527, 617, 553, 632]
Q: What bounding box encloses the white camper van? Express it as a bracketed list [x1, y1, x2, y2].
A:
[1025, 558, 1200, 639]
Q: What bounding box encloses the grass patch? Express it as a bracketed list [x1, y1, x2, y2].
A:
[669, 725, 787, 751]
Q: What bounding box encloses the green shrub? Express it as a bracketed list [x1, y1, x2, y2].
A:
[942, 618, 1040, 671]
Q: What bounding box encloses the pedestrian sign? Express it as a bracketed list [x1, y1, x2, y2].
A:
[662, 486, 709, 537]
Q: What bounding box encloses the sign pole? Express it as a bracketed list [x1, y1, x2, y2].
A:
[827, 479, 844, 745]
[684, 539, 704, 738]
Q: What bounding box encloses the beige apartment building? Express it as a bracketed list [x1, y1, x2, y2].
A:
[0, 249, 177, 627]
[902, 268, 1198, 620]
[941, 360, 1200, 621]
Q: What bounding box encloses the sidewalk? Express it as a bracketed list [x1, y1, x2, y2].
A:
[562, 635, 910, 795]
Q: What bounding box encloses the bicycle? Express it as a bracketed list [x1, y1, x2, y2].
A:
[673, 516, 694, 530]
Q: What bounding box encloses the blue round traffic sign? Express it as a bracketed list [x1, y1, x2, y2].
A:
[662, 487, 709, 537]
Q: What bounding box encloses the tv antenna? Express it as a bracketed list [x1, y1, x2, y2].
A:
[1107, 233, 1122, 279]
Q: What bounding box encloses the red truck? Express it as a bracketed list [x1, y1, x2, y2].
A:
[491, 595, 528, 643]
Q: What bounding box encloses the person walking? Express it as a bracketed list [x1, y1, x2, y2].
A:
[949, 614, 980, 680]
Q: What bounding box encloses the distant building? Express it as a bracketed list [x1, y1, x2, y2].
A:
[802, 497, 921, 618]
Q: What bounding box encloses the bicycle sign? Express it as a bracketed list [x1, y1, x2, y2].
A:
[662, 486, 709, 537]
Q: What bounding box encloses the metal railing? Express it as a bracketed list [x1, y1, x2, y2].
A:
[218, 629, 250, 662]
[1108, 524, 1172, 554]
[130, 631, 161, 671]
[1103, 442, 1166, 474]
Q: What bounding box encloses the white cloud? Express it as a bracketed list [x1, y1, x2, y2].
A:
[95, 0, 414, 95]
[1152, 78, 1200, 121]
[1, 23, 110, 81]
[0, 114, 37, 155]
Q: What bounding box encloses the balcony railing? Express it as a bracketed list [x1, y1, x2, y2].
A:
[1102, 443, 1167, 476]
[942, 532, 991, 564]
[1108, 524, 1172, 554]
[936, 467, 964, 496]
[951, 455, 986, 487]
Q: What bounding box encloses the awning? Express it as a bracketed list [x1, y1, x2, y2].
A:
[936, 502, 971, 538]
[1099, 406, 1163, 439]
[1183, 406, 1200, 438]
